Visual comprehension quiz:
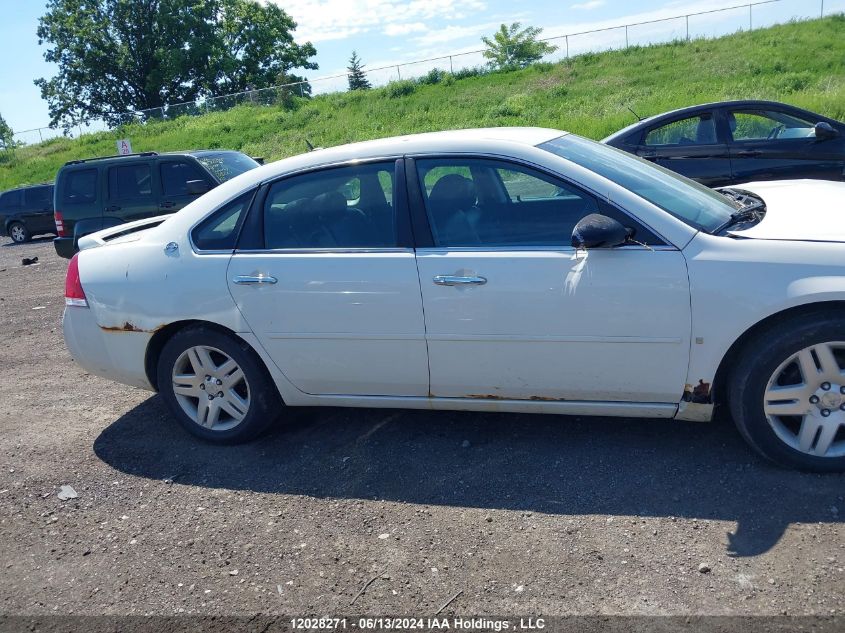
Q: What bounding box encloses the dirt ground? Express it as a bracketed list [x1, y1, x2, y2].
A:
[0, 238, 842, 624]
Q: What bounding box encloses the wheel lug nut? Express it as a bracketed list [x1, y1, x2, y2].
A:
[821, 382, 831, 391]
[840, 386, 845, 395]
[216, 379, 222, 386]
[199, 384, 205, 390]
[821, 409, 831, 417]
[207, 394, 214, 401]
[809, 395, 819, 404]
[840, 404, 845, 411]
[217, 391, 224, 398]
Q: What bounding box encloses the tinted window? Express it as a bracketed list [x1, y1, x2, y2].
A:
[416, 158, 601, 247]
[195, 152, 259, 182]
[540, 135, 739, 233]
[192, 190, 254, 251]
[62, 169, 98, 204]
[263, 162, 397, 249]
[0, 190, 22, 210]
[25, 186, 52, 208]
[109, 164, 152, 199]
[160, 161, 208, 196]
[645, 115, 717, 146]
[728, 110, 816, 141]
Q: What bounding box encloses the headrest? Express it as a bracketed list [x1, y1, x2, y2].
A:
[311, 191, 347, 220]
[428, 174, 476, 211]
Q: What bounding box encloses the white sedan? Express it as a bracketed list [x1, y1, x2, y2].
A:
[62, 128, 845, 472]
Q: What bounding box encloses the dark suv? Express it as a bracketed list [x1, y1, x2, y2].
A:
[53, 150, 259, 258]
[0, 183, 55, 243]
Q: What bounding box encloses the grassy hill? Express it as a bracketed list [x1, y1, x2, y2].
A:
[2, 15, 844, 189]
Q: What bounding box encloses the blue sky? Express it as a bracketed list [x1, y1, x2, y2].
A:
[0, 0, 841, 137]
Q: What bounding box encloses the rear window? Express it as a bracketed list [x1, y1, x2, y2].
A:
[62, 169, 98, 204]
[195, 152, 259, 183]
[191, 190, 255, 251]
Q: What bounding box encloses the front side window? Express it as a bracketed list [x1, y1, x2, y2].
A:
[645, 115, 717, 146]
[263, 162, 397, 249]
[62, 169, 97, 204]
[540, 135, 739, 233]
[108, 164, 152, 199]
[416, 158, 601, 247]
[195, 152, 259, 183]
[728, 110, 816, 141]
[160, 161, 208, 196]
[192, 190, 255, 251]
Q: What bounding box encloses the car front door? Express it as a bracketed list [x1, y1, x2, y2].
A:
[106, 161, 157, 222]
[158, 159, 216, 212]
[635, 111, 732, 186]
[409, 156, 691, 404]
[226, 159, 430, 397]
[726, 107, 845, 183]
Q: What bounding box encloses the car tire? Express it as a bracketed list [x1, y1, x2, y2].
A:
[8, 222, 30, 243]
[157, 325, 282, 444]
[728, 311, 845, 472]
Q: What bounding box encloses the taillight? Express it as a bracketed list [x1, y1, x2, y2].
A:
[54, 210, 66, 237]
[65, 253, 88, 307]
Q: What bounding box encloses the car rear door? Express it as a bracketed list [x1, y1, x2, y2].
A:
[409, 155, 691, 405]
[635, 111, 732, 186]
[22, 185, 54, 233]
[158, 158, 216, 212]
[226, 158, 430, 396]
[725, 107, 844, 183]
[105, 160, 158, 222]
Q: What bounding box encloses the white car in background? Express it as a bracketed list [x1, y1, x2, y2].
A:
[62, 128, 845, 472]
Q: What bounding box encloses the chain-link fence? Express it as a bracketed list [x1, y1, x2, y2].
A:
[10, 0, 840, 146]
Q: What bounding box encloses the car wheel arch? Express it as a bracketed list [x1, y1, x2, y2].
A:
[711, 300, 845, 408]
[144, 319, 278, 397]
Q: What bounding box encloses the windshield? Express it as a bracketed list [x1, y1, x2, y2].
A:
[195, 152, 259, 183]
[539, 135, 740, 232]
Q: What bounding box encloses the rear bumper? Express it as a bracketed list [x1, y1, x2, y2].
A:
[63, 306, 155, 391]
[54, 237, 77, 259]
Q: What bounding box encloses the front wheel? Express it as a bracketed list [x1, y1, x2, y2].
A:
[9, 222, 30, 243]
[157, 325, 282, 443]
[729, 313, 845, 472]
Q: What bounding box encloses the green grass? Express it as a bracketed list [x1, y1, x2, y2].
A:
[2, 15, 844, 189]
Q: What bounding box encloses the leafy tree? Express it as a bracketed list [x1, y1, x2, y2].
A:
[35, 0, 317, 130]
[0, 112, 14, 151]
[347, 51, 371, 91]
[481, 23, 558, 69]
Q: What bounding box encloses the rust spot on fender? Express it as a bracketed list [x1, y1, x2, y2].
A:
[100, 321, 164, 334]
[465, 394, 567, 402]
[683, 380, 712, 404]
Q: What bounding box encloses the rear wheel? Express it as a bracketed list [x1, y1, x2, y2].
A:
[157, 325, 282, 443]
[9, 222, 30, 243]
[729, 313, 845, 472]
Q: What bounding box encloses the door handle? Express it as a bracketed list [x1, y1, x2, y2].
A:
[232, 274, 278, 285]
[433, 274, 487, 286]
[736, 150, 761, 157]
[104, 205, 121, 212]
[160, 201, 175, 209]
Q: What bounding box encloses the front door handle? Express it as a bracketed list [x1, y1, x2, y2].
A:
[160, 201, 175, 209]
[233, 274, 278, 285]
[433, 274, 487, 286]
[735, 150, 761, 157]
[104, 205, 121, 212]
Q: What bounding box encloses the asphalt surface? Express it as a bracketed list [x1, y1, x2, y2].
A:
[0, 238, 842, 622]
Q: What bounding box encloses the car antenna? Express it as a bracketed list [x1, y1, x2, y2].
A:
[626, 105, 643, 121]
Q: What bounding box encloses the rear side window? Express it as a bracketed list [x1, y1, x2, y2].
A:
[25, 186, 52, 208]
[62, 169, 97, 204]
[0, 190, 22, 210]
[645, 115, 717, 146]
[109, 164, 153, 199]
[192, 190, 255, 251]
[263, 162, 397, 249]
[160, 161, 208, 196]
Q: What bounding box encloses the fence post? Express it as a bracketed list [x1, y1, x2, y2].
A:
[38, 129, 43, 142]
[565, 35, 569, 59]
[685, 15, 689, 40]
[298, 83, 304, 97]
[749, 4, 752, 30]
[625, 25, 628, 48]
[396, 66, 401, 80]
[821, 0, 824, 17]
[449, 56, 453, 74]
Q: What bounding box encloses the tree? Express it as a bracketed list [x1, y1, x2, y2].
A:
[0, 112, 14, 151]
[347, 51, 371, 91]
[35, 0, 318, 130]
[481, 23, 558, 70]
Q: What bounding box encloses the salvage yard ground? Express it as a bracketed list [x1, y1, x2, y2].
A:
[0, 238, 843, 617]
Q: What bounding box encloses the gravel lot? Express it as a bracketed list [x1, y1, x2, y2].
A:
[0, 238, 842, 622]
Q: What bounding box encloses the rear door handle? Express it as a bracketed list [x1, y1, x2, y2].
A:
[433, 275, 487, 286]
[735, 150, 761, 157]
[104, 205, 121, 212]
[233, 274, 278, 285]
[160, 201, 175, 209]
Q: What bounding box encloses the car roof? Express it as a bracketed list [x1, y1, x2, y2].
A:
[61, 149, 235, 168]
[0, 182, 53, 193]
[247, 127, 566, 178]
[602, 100, 840, 143]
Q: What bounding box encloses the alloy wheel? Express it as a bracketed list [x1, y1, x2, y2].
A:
[171, 345, 251, 431]
[763, 341, 845, 458]
[10, 225, 26, 242]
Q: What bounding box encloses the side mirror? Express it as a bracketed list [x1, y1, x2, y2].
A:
[186, 179, 211, 196]
[814, 121, 838, 141]
[572, 214, 630, 249]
